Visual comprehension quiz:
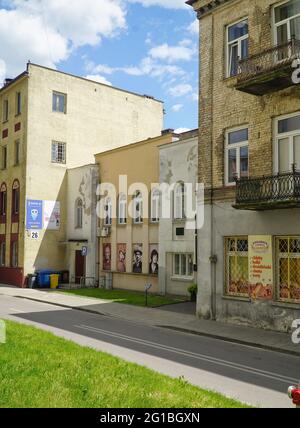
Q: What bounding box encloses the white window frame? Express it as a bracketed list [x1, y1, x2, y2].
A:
[274, 111, 300, 173]
[226, 18, 249, 78]
[133, 191, 143, 224]
[151, 188, 160, 223]
[118, 193, 127, 225]
[225, 126, 249, 186]
[52, 91, 67, 114]
[104, 197, 112, 226]
[174, 182, 185, 220]
[75, 198, 83, 229]
[173, 253, 194, 279]
[273, 0, 300, 45]
[51, 141, 66, 164]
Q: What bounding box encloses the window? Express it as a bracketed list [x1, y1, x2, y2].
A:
[118, 193, 127, 225]
[151, 188, 160, 223]
[51, 141, 66, 164]
[227, 19, 248, 77]
[133, 191, 143, 224]
[174, 182, 185, 220]
[277, 236, 300, 302]
[225, 127, 249, 185]
[0, 242, 5, 267]
[274, 0, 300, 45]
[225, 237, 249, 297]
[11, 241, 18, 268]
[104, 197, 112, 226]
[14, 140, 20, 166]
[52, 91, 67, 113]
[0, 184, 7, 216]
[275, 113, 300, 173]
[173, 254, 194, 278]
[1, 146, 7, 170]
[16, 92, 21, 115]
[2, 99, 8, 122]
[75, 198, 83, 229]
[12, 181, 20, 215]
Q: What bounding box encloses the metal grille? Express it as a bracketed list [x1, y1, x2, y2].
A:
[276, 237, 300, 302]
[51, 141, 66, 164]
[225, 237, 249, 297]
[237, 38, 300, 82]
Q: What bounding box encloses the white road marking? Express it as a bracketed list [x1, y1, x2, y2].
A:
[75, 323, 299, 385]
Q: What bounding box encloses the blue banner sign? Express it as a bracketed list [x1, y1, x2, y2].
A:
[26, 200, 43, 230]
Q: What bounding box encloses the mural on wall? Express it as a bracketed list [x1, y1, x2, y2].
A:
[103, 243, 111, 271]
[133, 244, 143, 274]
[79, 170, 92, 216]
[149, 244, 159, 275]
[248, 236, 273, 300]
[117, 244, 126, 273]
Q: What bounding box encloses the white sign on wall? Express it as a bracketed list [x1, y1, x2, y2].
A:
[43, 201, 61, 230]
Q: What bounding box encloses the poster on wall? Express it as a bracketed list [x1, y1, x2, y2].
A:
[103, 243, 112, 271]
[149, 244, 159, 275]
[248, 236, 273, 300]
[133, 244, 143, 274]
[44, 201, 61, 230]
[117, 244, 126, 273]
[26, 200, 43, 230]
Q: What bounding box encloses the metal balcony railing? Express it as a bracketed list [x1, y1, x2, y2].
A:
[237, 37, 300, 82]
[235, 168, 300, 209]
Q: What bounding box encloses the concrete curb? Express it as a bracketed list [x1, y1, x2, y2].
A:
[9, 293, 300, 359]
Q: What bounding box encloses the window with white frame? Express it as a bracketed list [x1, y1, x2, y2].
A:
[227, 19, 249, 77]
[2, 99, 8, 122]
[133, 191, 143, 224]
[275, 113, 300, 173]
[225, 127, 249, 185]
[51, 141, 66, 164]
[0, 242, 5, 267]
[274, 0, 300, 45]
[151, 188, 160, 223]
[52, 91, 67, 113]
[174, 182, 185, 220]
[118, 193, 127, 225]
[173, 254, 194, 278]
[75, 198, 83, 229]
[104, 197, 112, 226]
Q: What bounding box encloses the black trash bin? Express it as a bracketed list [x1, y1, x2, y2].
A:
[28, 274, 37, 289]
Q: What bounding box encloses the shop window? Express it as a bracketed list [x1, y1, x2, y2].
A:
[276, 236, 300, 302]
[225, 237, 249, 297]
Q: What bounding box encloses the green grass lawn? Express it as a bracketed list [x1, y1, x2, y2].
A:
[0, 321, 249, 408]
[59, 287, 187, 307]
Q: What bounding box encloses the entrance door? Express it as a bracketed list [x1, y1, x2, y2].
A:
[75, 250, 85, 284]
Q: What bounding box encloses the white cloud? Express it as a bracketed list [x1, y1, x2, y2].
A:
[0, 59, 6, 86]
[85, 74, 112, 86]
[0, 0, 126, 78]
[174, 127, 191, 134]
[127, 0, 188, 9]
[171, 104, 183, 112]
[188, 19, 199, 35]
[168, 83, 193, 97]
[149, 43, 194, 63]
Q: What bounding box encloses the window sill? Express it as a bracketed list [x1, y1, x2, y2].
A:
[271, 301, 300, 310]
[117, 223, 127, 227]
[171, 276, 194, 283]
[222, 295, 251, 303]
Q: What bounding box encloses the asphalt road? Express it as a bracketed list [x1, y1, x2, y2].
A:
[0, 295, 299, 408]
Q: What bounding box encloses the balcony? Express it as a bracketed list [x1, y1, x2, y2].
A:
[233, 169, 300, 210]
[235, 38, 300, 96]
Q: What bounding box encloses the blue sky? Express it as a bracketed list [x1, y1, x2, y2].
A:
[0, 0, 199, 131]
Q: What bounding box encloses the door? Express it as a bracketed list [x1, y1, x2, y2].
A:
[75, 250, 85, 284]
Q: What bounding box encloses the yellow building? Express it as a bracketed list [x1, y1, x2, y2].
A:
[95, 131, 175, 293]
[0, 63, 163, 286]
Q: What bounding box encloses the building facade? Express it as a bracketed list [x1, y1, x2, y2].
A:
[189, 0, 300, 331]
[158, 129, 198, 297]
[0, 63, 163, 286]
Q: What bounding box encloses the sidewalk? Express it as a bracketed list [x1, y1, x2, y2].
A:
[0, 286, 299, 357]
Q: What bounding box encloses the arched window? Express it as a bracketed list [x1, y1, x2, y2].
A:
[118, 193, 127, 225]
[151, 188, 160, 223]
[133, 191, 143, 224]
[75, 198, 83, 229]
[104, 197, 112, 226]
[0, 183, 7, 217]
[0, 241, 5, 267]
[12, 180, 20, 216]
[174, 182, 185, 220]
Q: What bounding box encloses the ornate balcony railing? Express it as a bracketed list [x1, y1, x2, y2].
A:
[234, 169, 300, 210]
[238, 38, 300, 82]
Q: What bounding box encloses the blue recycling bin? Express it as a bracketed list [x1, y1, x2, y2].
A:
[36, 270, 56, 288]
